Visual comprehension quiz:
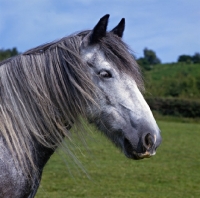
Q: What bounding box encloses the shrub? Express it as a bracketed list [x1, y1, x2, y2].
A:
[146, 97, 200, 118]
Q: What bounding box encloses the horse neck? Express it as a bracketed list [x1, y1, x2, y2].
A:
[32, 136, 55, 172]
[32, 124, 72, 171]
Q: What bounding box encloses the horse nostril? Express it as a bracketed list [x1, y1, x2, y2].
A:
[143, 133, 154, 151]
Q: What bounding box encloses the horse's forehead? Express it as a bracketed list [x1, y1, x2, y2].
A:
[81, 45, 104, 61]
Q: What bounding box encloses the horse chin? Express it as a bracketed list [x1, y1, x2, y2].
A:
[123, 137, 155, 160]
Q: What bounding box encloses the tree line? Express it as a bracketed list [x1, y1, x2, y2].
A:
[136, 48, 200, 70]
[0, 47, 200, 66]
[177, 53, 200, 64]
[0, 47, 19, 62]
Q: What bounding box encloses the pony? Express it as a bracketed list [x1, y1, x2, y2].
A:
[0, 14, 162, 197]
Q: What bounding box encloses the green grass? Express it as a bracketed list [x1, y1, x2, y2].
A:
[145, 63, 200, 81]
[143, 63, 200, 98]
[36, 121, 200, 198]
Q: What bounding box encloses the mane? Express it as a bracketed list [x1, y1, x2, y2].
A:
[100, 32, 144, 91]
[0, 30, 143, 178]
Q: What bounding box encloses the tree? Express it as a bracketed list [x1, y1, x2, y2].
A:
[177, 55, 192, 63]
[143, 48, 161, 65]
[0, 47, 19, 62]
[192, 53, 200, 63]
[137, 57, 151, 70]
[136, 48, 161, 70]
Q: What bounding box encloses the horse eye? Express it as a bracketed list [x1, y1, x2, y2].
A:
[99, 70, 112, 78]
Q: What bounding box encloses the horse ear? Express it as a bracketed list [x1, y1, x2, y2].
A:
[90, 14, 109, 43]
[111, 18, 125, 38]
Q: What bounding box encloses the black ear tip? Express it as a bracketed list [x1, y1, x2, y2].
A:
[101, 14, 110, 20]
[110, 17, 125, 38]
[119, 18, 125, 26]
[90, 14, 110, 43]
[98, 14, 110, 25]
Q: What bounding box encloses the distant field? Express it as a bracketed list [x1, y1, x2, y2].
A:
[143, 63, 200, 99]
[36, 120, 200, 198]
[145, 63, 200, 81]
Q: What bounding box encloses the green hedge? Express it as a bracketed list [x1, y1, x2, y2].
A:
[146, 97, 200, 118]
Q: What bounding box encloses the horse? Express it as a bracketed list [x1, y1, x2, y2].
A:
[0, 14, 162, 197]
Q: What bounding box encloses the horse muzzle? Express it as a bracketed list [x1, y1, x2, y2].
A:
[124, 132, 162, 160]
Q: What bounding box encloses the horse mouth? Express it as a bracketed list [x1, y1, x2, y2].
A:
[123, 138, 155, 160]
[132, 151, 156, 159]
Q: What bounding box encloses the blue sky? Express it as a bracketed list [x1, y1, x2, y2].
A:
[0, 0, 199, 63]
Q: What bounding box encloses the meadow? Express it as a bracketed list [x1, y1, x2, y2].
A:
[144, 63, 200, 99]
[36, 120, 200, 198]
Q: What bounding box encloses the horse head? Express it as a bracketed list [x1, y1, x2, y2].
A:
[80, 15, 162, 160]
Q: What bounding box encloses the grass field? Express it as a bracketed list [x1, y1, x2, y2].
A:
[36, 120, 200, 198]
[145, 63, 200, 81]
[143, 63, 200, 99]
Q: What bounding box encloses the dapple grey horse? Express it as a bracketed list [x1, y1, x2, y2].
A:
[0, 15, 161, 197]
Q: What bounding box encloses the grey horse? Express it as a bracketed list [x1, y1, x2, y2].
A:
[0, 15, 161, 197]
